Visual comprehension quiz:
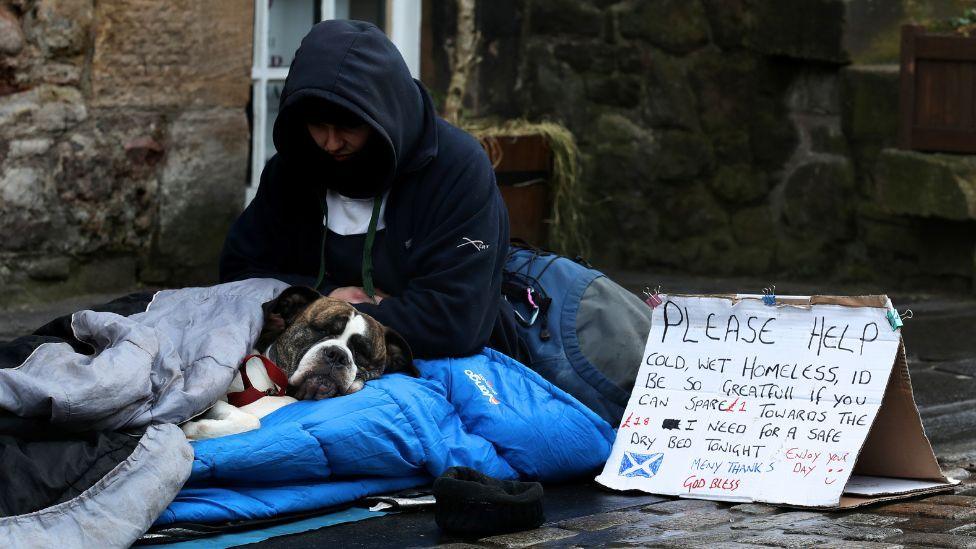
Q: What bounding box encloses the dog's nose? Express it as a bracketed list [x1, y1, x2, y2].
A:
[322, 346, 348, 365]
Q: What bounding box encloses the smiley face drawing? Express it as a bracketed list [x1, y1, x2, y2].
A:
[824, 466, 845, 485]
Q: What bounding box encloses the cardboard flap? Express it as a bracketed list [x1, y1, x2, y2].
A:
[851, 340, 947, 482]
[837, 484, 955, 509]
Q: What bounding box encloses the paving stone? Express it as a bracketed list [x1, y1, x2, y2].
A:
[924, 495, 976, 507]
[645, 509, 737, 531]
[816, 543, 903, 549]
[893, 516, 969, 534]
[957, 485, 976, 497]
[617, 528, 739, 548]
[642, 498, 722, 515]
[948, 522, 976, 535]
[945, 467, 973, 481]
[737, 533, 834, 548]
[835, 513, 907, 527]
[934, 359, 976, 378]
[481, 527, 578, 548]
[877, 502, 976, 520]
[657, 539, 767, 549]
[782, 519, 902, 542]
[708, 541, 768, 549]
[612, 529, 688, 547]
[554, 510, 643, 532]
[729, 512, 823, 531]
[889, 532, 976, 548]
[729, 504, 780, 516]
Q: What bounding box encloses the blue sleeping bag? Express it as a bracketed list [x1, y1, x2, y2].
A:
[156, 348, 614, 525]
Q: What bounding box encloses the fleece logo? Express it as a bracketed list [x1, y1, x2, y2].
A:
[457, 237, 489, 251]
[464, 369, 500, 405]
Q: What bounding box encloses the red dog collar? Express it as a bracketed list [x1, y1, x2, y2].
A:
[227, 354, 289, 407]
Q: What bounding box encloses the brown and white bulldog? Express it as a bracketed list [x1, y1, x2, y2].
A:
[181, 286, 416, 440]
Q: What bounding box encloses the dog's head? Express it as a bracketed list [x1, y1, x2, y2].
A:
[257, 286, 417, 400]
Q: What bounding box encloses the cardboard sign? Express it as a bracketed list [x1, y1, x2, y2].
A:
[595, 294, 953, 508]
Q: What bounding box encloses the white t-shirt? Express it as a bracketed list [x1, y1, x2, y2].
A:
[324, 189, 388, 235]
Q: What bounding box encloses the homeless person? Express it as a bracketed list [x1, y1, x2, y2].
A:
[220, 19, 524, 361]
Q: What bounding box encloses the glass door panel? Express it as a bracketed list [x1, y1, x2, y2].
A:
[267, 0, 317, 68]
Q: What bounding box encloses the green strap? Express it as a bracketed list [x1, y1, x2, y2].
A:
[314, 194, 382, 300]
[314, 197, 329, 291]
[361, 196, 383, 300]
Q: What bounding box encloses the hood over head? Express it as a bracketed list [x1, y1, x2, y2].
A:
[273, 20, 438, 197]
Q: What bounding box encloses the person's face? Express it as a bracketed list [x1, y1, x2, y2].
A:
[306, 121, 372, 162]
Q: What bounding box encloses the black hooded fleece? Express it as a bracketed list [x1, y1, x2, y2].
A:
[219, 20, 522, 360]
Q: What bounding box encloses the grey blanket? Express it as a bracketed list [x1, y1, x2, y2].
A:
[0, 278, 288, 548]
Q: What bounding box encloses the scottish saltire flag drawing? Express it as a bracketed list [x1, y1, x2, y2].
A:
[618, 452, 664, 478]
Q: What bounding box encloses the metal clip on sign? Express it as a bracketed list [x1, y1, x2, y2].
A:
[643, 285, 663, 309]
[887, 308, 913, 331]
[762, 285, 776, 306]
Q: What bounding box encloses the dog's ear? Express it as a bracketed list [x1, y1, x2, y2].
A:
[383, 327, 418, 377]
[265, 286, 322, 324]
[257, 286, 322, 351]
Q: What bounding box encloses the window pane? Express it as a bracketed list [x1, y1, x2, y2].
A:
[265, 80, 285, 160]
[335, 0, 386, 30]
[267, 0, 316, 68]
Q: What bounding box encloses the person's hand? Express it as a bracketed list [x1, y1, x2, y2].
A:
[328, 286, 388, 305]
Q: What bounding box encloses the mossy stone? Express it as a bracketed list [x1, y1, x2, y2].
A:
[747, 0, 849, 63]
[642, 49, 699, 131]
[709, 130, 752, 164]
[748, 105, 798, 170]
[650, 130, 714, 182]
[710, 165, 769, 205]
[584, 72, 642, 108]
[616, 0, 710, 54]
[732, 206, 776, 245]
[875, 149, 976, 221]
[688, 49, 760, 133]
[809, 126, 850, 157]
[782, 159, 856, 242]
[530, 0, 603, 37]
[841, 65, 899, 167]
[660, 183, 729, 239]
[723, 245, 775, 275]
[701, 0, 750, 49]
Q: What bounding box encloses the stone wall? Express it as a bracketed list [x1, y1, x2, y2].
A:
[0, 0, 252, 306]
[427, 0, 976, 292]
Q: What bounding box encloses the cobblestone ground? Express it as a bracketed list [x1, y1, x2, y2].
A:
[451, 480, 976, 548]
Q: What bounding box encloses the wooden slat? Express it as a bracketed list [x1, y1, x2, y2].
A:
[910, 128, 976, 153]
[915, 34, 976, 61]
[915, 60, 945, 127]
[962, 61, 975, 130]
[499, 182, 550, 245]
[899, 25, 919, 149]
[483, 134, 552, 173]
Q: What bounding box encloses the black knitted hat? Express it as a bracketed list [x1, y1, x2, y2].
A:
[432, 467, 545, 538]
